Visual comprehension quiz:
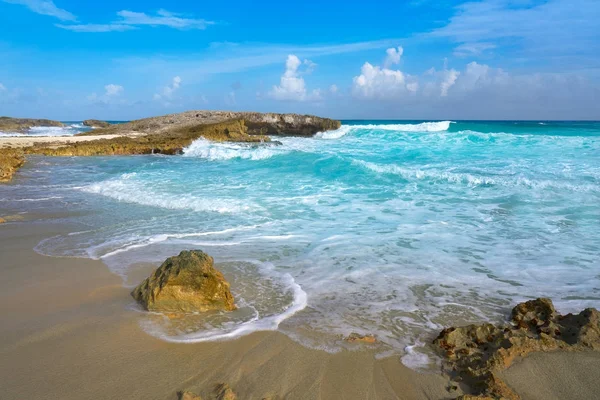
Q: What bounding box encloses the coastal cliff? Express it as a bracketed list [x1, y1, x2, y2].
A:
[0, 111, 341, 182]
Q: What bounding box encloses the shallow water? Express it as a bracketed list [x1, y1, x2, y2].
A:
[1, 120, 599, 368]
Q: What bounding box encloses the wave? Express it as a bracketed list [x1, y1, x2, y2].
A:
[79, 173, 258, 213]
[315, 121, 453, 140]
[355, 160, 599, 192]
[183, 139, 283, 161]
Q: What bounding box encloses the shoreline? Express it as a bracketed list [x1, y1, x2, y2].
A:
[0, 220, 454, 400]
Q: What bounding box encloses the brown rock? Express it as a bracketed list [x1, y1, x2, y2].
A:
[434, 298, 600, 399]
[131, 250, 236, 313]
[0, 148, 25, 182]
[177, 391, 203, 400]
[345, 332, 377, 344]
[83, 119, 111, 128]
[215, 383, 237, 400]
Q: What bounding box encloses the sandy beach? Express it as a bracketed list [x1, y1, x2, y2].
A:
[0, 221, 454, 400]
[0, 135, 124, 149]
[2, 218, 600, 399]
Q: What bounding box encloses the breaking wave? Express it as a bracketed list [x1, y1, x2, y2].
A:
[315, 121, 453, 140]
[183, 139, 284, 160]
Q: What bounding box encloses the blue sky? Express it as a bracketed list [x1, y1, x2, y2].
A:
[0, 0, 599, 120]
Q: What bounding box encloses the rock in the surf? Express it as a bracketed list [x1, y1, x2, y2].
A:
[131, 250, 236, 313]
[177, 391, 203, 400]
[82, 119, 111, 128]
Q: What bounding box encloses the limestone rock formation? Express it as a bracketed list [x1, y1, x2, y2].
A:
[0, 148, 25, 182]
[83, 119, 111, 128]
[79, 110, 341, 138]
[345, 333, 377, 344]
[215, 383, 237, 400]
[131, 250, 236, 313]
[434, 298, 600, 399]
[0, 217, 5, 224]
[0, 117, 63, 133]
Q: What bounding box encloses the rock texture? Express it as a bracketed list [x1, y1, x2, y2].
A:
[0, 117, 63, 133]
[345, 333, 377, 344]
[78, 111, 340, 138]
[434, 298, 600, 399]
[178, 391, 203, 400]
[26, 119, 268, 157]
[82, 119, 111, 128]
[215, 383, 237, 400]
[131, 250, 236, 313]
[0, 148, 25, 182]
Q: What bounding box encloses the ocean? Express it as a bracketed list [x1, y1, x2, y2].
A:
[1, 120, 599, 368]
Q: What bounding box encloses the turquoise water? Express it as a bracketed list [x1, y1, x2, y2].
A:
[1, 120, 599, 367]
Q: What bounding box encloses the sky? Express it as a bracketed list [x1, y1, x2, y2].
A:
[0, 0, 599, 120]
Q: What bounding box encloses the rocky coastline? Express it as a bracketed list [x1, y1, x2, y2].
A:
[0, 111, 341, 182]
[0, 116, 64, 133]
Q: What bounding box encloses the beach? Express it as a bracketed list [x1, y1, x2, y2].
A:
[0, 221, 453, 400]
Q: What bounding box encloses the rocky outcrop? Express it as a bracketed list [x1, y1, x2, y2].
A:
[83, 119, 111, 128]
[345, 333, 377, 344]
[77, 111, 340, 138]
[178, 391, 203, 400]
[215, 384, 237, 400]
[26, 119, 268, 157]
[131, 250, 236, 313]
[0, 117, 63, 133]
[434, 298, 600, 399]
[0, 148, 25, 182]
[0, 217, 5, 224]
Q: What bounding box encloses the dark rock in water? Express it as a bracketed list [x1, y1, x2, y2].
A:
[82, 119, 111, 128]
[131, 250, 236, 313]
[434, 298, 600, 399]
[0, 116, 63, 133]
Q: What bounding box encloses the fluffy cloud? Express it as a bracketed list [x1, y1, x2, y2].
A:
[2, 0, 76, 21]
[104, 84, 124, 96]
[268, 55, 322, 102]
[352, 48, 418, 100]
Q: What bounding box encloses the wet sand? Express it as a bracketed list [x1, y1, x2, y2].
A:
[0, 221, 453, 400]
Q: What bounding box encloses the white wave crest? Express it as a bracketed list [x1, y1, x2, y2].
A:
[183, 139, 282, 160]
[80, 174, 257, 213]
[315, 125, 353, 139]
[315, 121, 453, 140]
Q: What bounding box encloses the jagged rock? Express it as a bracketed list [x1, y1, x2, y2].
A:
[83, 119, 111, 128]
[434, 298, 600, 399]
[0, 148, 25, 182]
[345, 333, 377, 344]
[215, 383, 237, 400]
[0, 117, 63, 133]
[177, 391, 203, 400]
[131, 250, 236, 313]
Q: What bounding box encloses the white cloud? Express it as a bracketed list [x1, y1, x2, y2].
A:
[329, 84, 338, 94]
[104, 84, 124, 96]
[453, 42, 496, 57]
[268, 55, 322, 102]
[154, 76, 182, 101]
[2, 0, 76, 21]
[57, 9, 215, 32]
[384, 46, 404, 68]
[352, 49, 418, 100]
[440, 68, 460, 96]
[56, 24, 134, 32]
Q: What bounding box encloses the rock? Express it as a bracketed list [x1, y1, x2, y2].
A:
[177, 391, 203, 400]
[434, 298, 600, 399]
[0, 148, 25, 182]
[0, 217, 5, 224]
[131, 250, 236, 313]
[83, 119, 111, 128]
[0, 117, 63, 133]
[215, 383, 237, 400]
[345, 333, 377, 344]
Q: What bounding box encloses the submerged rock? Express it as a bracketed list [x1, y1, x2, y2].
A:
[131, 250, 236, 313]
[215, 383, 237, 400]
[0, 217, 5, 224]
[434, 298, 600, 399]
[82, 119, 111, 128]
[345, 332, 377, 344]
